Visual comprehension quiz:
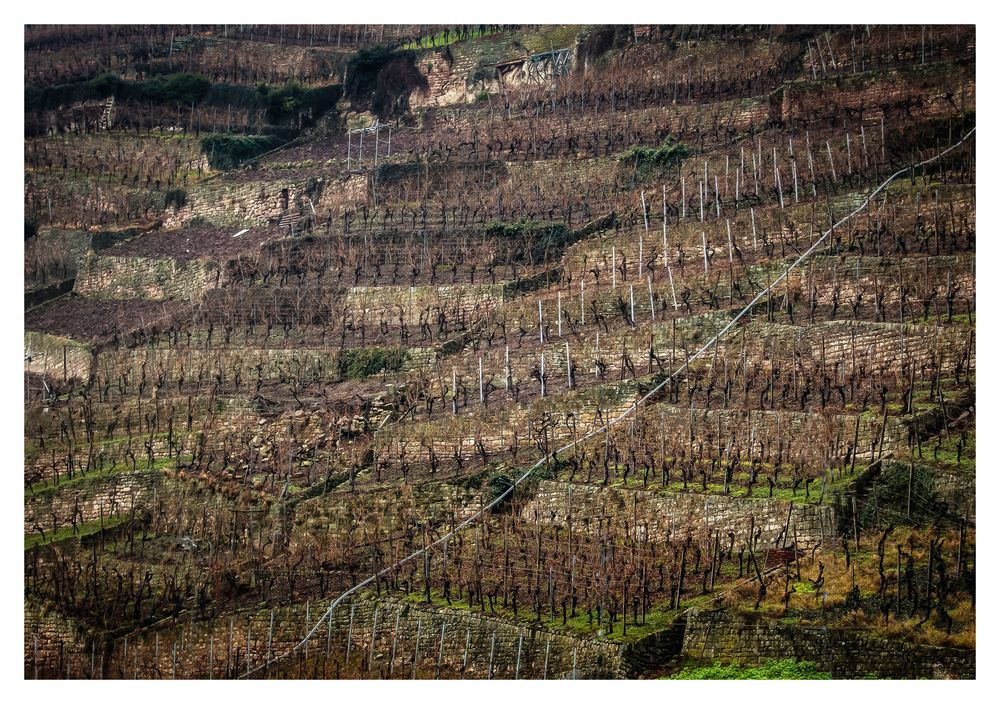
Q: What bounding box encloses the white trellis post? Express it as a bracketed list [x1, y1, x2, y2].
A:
[461, 627, 470, 678]
[346, 603, 356, 665]
[639, 234, 644, 279]
[538, 299, 544, 342]
[368, 606, 379, 671]
[557, 291, 562, 337]
[667, 265, 678, 310]
[681, 176, 686, 219]
[389, 611, 401, 676]
[662, 184, 668, 243]
[505, 345, 511, 391]
[515, 632, 523, 679]
[543, 638, 551, 680]
[487, 632, 496, 679]
[648, 276, 656, 322]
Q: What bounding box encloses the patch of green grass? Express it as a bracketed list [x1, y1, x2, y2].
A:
[399, 26, 503, 51]
[556, 457, 859, 506]
[520, 26, 583, 54]
[25, 514, 130, 550]
[400, 586, 704, 643]
[668, 658, 832, 680]
[26, 456, 174, 501]
[914, 427, 975, 474]
[401, 588, 604, 639]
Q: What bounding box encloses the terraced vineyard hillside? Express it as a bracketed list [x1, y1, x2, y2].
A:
[24, 24, 975, 680]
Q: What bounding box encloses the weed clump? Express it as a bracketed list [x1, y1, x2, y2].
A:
[670, 659, 832, 679]
[336, 346, 408, 380]
[618, 137, 690, 183]
[201, 134, 286, 170]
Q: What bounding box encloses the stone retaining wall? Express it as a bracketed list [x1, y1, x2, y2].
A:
[25, 331, 93, 382]
[681, 609, 974, 679]
[75, 255, 218, 301]
[524, 480, 837, 548]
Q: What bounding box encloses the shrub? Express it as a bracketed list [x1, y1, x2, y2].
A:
[859, 461, 955, 527]
[618, 137, 691, 183]
[87, 72, 124, 96]
[484, 471, 515, 509]
[26, 73, 338, 127]
[345, 47, 427, 119]
[303, 84, 342, 117]
[578, 26, 631, 65]
[135, 73, 211, 104]
[246, 82, 343, 126]
[27, 72, 208, 111]
[485, 219, 574, 263]
[201, 134, 285, 170]
[336, 347, 408, 380]
[202, 82, 264, 110]
[164, 189, 187, 210]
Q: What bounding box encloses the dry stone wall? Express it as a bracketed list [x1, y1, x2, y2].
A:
[165, 175, 319, 228]
[681, 609, 974, 679]
[779, 64, 975, 124]
[24, 601, 93, 679]
[75, 255, 218, 301]
[99, 593, 624, 679]
[345, 283, 506, 326]
[25, 331, 93, 382]
[524, 479, 836, 548]
[25, 469, 164, 533]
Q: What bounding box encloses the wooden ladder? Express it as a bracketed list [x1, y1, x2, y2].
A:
[278, 211, 302, 235]
[99, 95, 115, 130]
